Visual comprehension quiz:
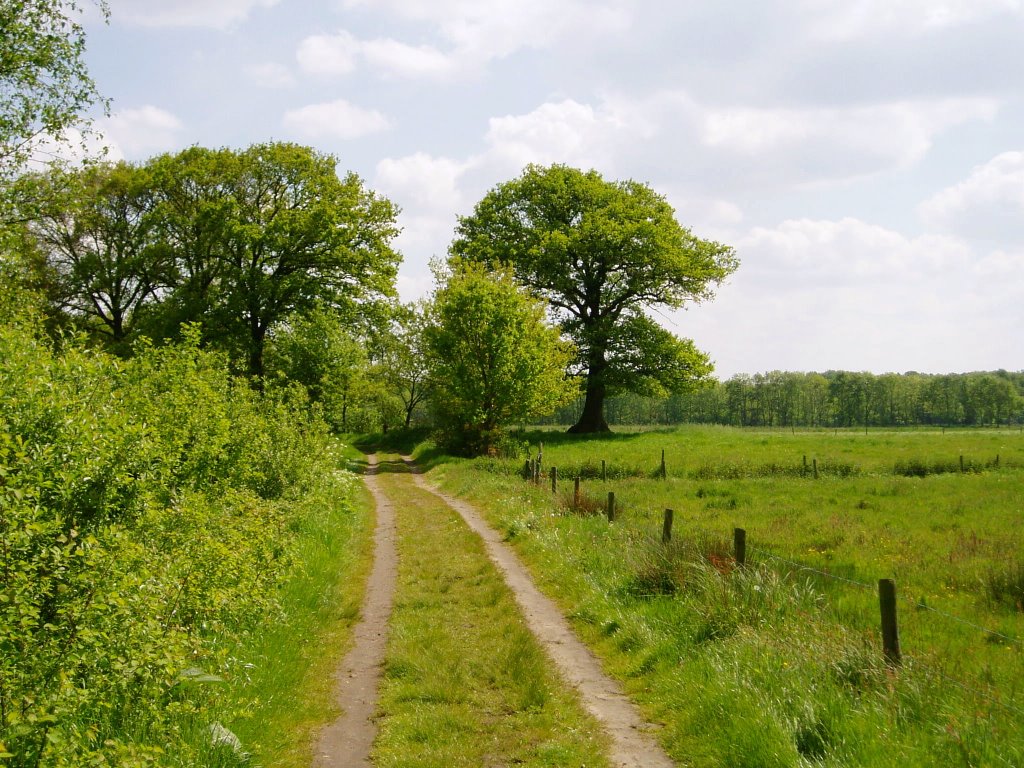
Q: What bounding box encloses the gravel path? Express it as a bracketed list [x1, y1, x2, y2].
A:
[313, 453, 674, 767]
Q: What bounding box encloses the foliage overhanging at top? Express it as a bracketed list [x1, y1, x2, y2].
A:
[0, 0, 108, 202]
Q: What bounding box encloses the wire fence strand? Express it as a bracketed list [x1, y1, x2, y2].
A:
[749, 545, 875, 591]
[904, 597, 1023, 648]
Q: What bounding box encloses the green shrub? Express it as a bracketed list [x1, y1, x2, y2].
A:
[0, 319, 337, 766]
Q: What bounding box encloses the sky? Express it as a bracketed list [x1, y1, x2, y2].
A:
[73, 0, 1024, 378]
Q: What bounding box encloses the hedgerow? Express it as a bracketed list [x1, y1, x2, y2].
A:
[0, 318, 339, 766]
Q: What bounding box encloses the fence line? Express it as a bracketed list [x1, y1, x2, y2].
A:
[748, 546, 876, 592]
[904, 596, 1023, 648]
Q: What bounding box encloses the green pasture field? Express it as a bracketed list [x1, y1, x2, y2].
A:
[422, 426, 1024, 767]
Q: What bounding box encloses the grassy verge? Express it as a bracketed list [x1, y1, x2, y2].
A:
[223, 448, 376, 767]
[423, 427, 1024, 766]
[369, 454, 610, 768]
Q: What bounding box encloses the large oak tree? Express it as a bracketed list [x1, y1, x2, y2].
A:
[450, 164, 738, 433]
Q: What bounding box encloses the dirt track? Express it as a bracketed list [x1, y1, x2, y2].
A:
[313, 454, 674, 767]
[313, 456, 397, 767]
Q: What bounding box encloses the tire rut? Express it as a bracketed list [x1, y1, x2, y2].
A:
[313, 455, 397, 768]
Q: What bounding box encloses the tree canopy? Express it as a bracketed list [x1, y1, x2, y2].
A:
[450, 163, 737, 433]
[1, 0, 108, 214]
[425, 262, 576, 455]
[18, 143, 402, 375]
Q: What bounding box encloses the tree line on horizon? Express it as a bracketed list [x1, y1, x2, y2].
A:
[542, 369, 1024, 429]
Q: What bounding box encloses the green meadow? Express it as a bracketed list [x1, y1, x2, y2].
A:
[423, 426, 1024, 767]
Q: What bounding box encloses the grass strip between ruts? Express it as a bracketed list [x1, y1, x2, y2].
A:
[370, 454, 611, 768]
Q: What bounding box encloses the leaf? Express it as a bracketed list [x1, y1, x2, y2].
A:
[173, 667, 225, 685]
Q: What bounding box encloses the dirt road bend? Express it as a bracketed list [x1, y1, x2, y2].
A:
[403, 456, 675, 768]
[313, 455, 397, 768]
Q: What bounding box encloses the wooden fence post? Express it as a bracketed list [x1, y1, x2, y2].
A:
[662, 509, 673, 544]
[959, 454, 965, 473]
[574, 477, 580, 508]
[734, 528, 746, 567]
[660, 449, 667, 479]
[602, 459, 606, 482]
[523, 459, 530, 480]
[813, 458, 819, 479]
[607, 492, 615, 522]
[551, 466, 557, 493]
[803, 455, 807, 475]
[879, 578, 901, 666]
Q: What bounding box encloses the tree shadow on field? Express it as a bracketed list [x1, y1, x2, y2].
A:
[517, 427, 676, 447]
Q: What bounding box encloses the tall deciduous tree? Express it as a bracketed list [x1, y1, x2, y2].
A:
[26, 161, 168, 351]
[206, 142, 401, 378]
[425, 263, 576, 455]
[1, 0, 108, 216]
[450, 164, 737, 433]
[139, 142, 400, 376]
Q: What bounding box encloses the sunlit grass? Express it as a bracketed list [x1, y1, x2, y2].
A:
[425, 426, 1024, 766]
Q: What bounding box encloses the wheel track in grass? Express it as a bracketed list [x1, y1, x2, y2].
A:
[402, 455, 675, 768]
[314, 452, 673, 767]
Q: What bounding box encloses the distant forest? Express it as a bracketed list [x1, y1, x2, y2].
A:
[542, 370, 1024, 428]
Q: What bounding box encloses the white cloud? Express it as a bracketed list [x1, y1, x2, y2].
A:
[804, 0, 1022, 40]
[282, 99, 393, 140]
[483, 97, 655, 172]
[736, 218, 971, 282]
[101, 106, 185, 159]
[700, 98, 999, 177]
[473, 92, 999, 190]
[376, 152, 470, 212]
[296, 32, 359, 75]
[918, 151, 1024, 242]
[297, 31, 455, 79]
[314, 0, 630, 79]
[359, 38, 456, 79]
[248, 62, 295, 88]
[110, 0, 280, 28]
[681, 216, 1019, 376]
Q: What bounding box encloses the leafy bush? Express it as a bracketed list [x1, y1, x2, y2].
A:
[0, 320, 336, 766]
